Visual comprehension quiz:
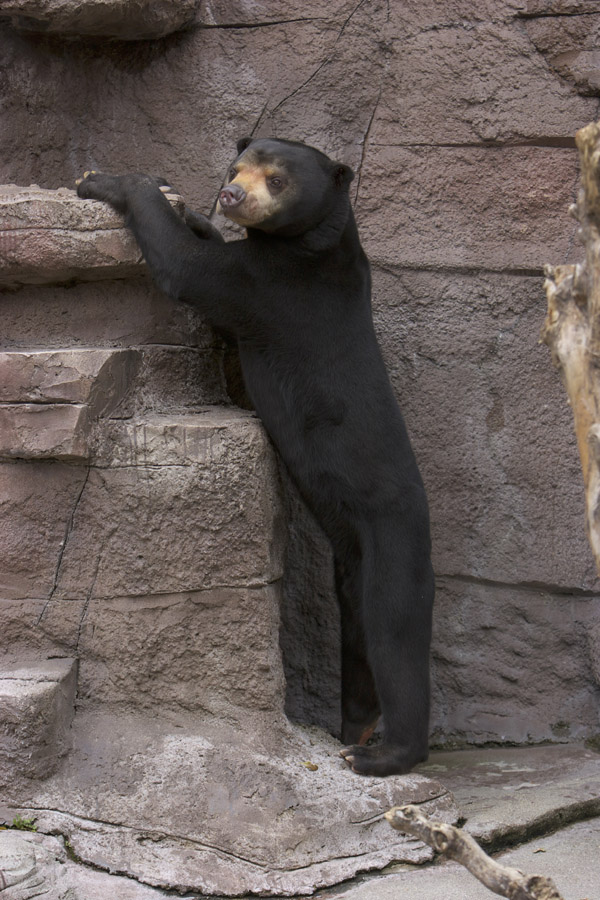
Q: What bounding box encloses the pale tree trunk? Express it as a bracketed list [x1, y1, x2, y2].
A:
[543, 120, 600, 573]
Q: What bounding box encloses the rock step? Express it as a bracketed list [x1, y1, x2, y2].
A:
[0, 657, 77, 788]
[0, 0, 198, 39]
[0, 184, 184, 286]
[1, 409, 286, 718]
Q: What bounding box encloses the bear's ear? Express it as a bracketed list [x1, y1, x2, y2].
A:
[332, 162, 354, 188]
[236, 136, 254, 155]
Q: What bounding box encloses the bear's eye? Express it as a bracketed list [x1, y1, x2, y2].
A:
[268, 176, 284, 190]
[228, 168, 238, 182]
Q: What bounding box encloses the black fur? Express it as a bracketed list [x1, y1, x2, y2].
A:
[77, 138, 434, 777]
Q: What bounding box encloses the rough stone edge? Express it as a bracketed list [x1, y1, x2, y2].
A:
[0, 185, 184, 286]
[0, 0, 199, 39]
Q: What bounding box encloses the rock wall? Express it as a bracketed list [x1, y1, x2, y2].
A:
[1, 0, 600, 758]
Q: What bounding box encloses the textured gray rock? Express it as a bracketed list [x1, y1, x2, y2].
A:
[0, 278, 216, 350]
[0, 462, 89, 602]
[46, 412, 285, 601]
[0, 402, 91, 459]
[0, 831, 41, 898]
[420, 743, 600, 845]
[524, 6, 600, 96]
[0, 0, 198, 39]
[0, 348, 141, 459]
[0, 185, 183, 286]
[0, 658, 76, 789]
[0, 829, 180, 899]
[356, 146, 579, 271]
[76, 585, 286, 716]
[430, 579, 600, 747]
[10, 713, 456, 897]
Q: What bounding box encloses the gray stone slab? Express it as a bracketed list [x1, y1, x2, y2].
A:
[76, 585, 287, 717]
[0, 462, 89, 602]
[0, 402, 91, 459]
[418, 743, 600, 844]
[0, 830, 185, 900]
[357, 146, 579, 271]
[0, 348, 139, 405]
[430, 581, 600, 747]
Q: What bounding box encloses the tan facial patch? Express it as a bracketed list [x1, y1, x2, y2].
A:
[217, 154, 294, 227]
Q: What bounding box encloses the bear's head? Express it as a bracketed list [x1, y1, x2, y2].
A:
[216, 137, 354, 240]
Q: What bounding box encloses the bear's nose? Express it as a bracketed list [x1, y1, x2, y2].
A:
[219, 184, 246, 208]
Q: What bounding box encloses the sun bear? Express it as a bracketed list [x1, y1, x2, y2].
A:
[77, 137, 435, 777]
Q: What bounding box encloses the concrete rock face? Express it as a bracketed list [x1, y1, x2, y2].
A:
[1, 0, 600, 895]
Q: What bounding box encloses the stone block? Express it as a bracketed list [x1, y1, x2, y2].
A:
[0, 347, 140, 405]
[0, 832, 41, 896]
[53, 411, 284, 599]
[523, 9, 600, 95]
[356, 146, 579, 271]
[524, 0, 600, 15]
[120, 345, 228, 414]
[0, 349, 142, 459]
[0, 829, 178, 900]
[0, 462, 89, 602]
[0, 0, 198, 40]
[0, 657, 77, 787]
[0, 185, 183, 286]
[430, 578, 600, 746]
[0, 402, 90, 459]
[0, 597, 47, 654]
[77, 586, 286, 717]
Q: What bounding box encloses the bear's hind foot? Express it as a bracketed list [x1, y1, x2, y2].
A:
[339, 741, 427, 777]
[341, 715, 380, 747]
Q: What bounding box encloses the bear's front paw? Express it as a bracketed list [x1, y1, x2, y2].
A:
[76, 171, 128, 213]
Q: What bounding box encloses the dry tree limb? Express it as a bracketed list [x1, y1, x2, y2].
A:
[542, 120, 600, 572]
[385, 805, 565, 900]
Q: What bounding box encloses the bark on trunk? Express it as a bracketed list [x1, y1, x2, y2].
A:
[543, 120, 600, 573]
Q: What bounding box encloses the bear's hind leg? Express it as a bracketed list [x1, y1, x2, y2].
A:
[333, 553, 381, 747]
[340, 511, 434, 777]
[340, 627, 380, 747]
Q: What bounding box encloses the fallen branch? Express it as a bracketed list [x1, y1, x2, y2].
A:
[385, 805, 565, 900]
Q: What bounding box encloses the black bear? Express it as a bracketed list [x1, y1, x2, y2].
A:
[77, 138, 435, 777]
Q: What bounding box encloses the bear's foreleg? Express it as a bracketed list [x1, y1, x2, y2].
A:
[76, 172, 246, 333]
